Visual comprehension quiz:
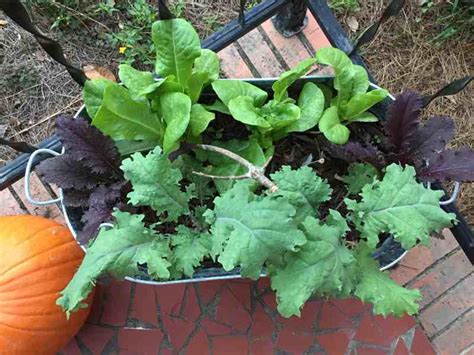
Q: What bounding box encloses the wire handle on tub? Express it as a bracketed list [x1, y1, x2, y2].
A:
[25, 148, 63, 206]
[440, 182, 461, 206]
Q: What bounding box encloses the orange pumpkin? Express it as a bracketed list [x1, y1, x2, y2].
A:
[0, 215, 94, 354]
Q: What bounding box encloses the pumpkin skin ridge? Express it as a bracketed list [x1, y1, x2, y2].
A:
[0, 255, 82, 290]
[1, 216, 62, 248]
[0, 215, 94, 354]
[0, 274, 83, 299]
[0, 320, 75, 333]
[0, 239, 76, 277]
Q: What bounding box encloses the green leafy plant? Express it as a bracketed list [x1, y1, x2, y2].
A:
[44, 19, 466, 320]
[211, 47, 387, 146]
[329, 0, 359, 12]
[84, 18, 219, 154]
[315, 47, 388, 144]
[418, 0, 473, 45]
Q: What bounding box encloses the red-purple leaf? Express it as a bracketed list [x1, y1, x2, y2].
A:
[36, 155, 106, 190]
[409, 116, 455, 160]
[79, 183, 123, 243]
[384, 90, 422, 152]
[62, 188, 93, 207]
[56, 116, 120, 175]
[327, 140, 386, 169]
[418, 147, 474, 183]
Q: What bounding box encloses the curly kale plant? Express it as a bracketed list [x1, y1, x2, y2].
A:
[48, 19, 465, 320]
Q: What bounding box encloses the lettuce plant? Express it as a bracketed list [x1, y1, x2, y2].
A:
[83, 19, 220, 154]
[44, 19, 472, 320]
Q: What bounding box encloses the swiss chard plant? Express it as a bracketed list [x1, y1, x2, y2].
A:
[34, 19, 474, 319]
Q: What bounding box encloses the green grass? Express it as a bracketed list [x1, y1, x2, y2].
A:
[329, 0, 359, 13]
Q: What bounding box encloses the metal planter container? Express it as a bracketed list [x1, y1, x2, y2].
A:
[24, 75, 458, 285]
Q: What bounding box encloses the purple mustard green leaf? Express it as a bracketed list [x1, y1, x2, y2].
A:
[408, 116, 455, 161]
[36, 155, 106, 190]
[56, 116, 121, 175]
[417, 147, 474, 183]
[384, 90, 422, 153]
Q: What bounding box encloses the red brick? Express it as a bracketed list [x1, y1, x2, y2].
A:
[130, 283, 158, 327]
[61, 338, 82, 355]
[250, 303, 274, 340]
[212, 335, 249, 355]
[87, 283, 105, 324]
[330, 297, 371, 318]
[256, 277, 271, 294]
[77, 324, 115, 354]
[393, 339, 410, 355]
[276, 326, 313, 353]
[162, 315, 195, 351]
[302, 10, 332, 52]
[353, 347, 387, 355]
[316, 329, 352, 355]
[432, 310, 473, 354]
[100, 280, 132, 326]
[227, 280, 252, 312]
[201, 318, 234, 336]
[215, 288, 252, 332]
[390, 229, 459, 285]
[197, 280, 226, 305]
[186, 329, 210, 355]
[12, 175, 64, 223]
[372, 314, 416, 341]
[419, 273, 473, 336]
[250, 337, 274, 355]
[238, 29, 285, 77]
[182, 284, 201, 322]
[118, 328, 163, 354]
[319, 302, 353, 329]
[410, 249, 472, 308]
[218, 44, 253, 79]
[262, 292, 277, 311]
[0, 188, 27, 215]
[353, 314, 391, 346]
[279, 301, 320, 332]
[260, 21, 311, 68]
[411, 326, 436, 355]
[155, 283, 186, 315]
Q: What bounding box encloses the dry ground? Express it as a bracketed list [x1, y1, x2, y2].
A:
[0, 0, 472, 224]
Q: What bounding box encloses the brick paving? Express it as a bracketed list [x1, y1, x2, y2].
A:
[1, 11, 472, 355]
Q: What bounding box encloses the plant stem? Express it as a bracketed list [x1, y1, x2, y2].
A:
[193, 144, 278, 193]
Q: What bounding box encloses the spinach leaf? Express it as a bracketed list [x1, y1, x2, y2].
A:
[118, 64, 155, 97]
[316, 47, 355, 104]
[318, 106, 350, 145]
[212, 80, 268, 107]
[83, 78, 115, 119]
[93, 84, 162, 141]
[260, 100, 300, 130]
[187, 50, 220, 103]
[272, 57, 317, 102]
[204, 100, 231, 115]
[193, 49, 220, 81]
[284, 82, 325, 133]
[343, 89, 388, 121]
[152, 19, 201, 87]
[350, 65, 370, 96]
[189, 104, 215, 137]
[160, 92, 192, 153]
[228, 96, 271, 128]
